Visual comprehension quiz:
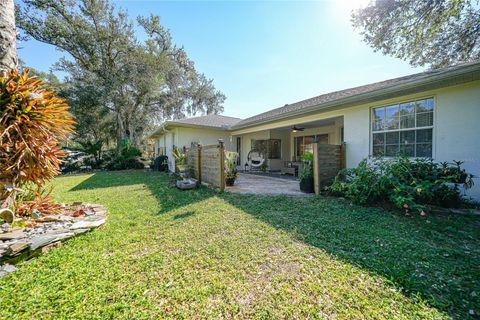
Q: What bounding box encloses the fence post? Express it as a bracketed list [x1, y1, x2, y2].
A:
[219, 140, 225, 191]
[340, 142, 346, 169]
[313, 142, 320, 195]
[197, 144, 202, 183]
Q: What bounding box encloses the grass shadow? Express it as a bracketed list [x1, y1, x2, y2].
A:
[223, 193, 480, 319]
[66, 171, 479, 318]
[172, 211, 195, 220]
[68, 170, 215, 214]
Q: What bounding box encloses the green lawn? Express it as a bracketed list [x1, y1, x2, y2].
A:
[1, 171, 478, 319]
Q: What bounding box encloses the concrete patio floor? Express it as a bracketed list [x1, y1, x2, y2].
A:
[226, 173, 311, 196]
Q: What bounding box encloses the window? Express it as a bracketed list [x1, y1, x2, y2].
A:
[294, 134, 328, 158]
[371, 98, 434, 157]
[251, 139, 281, 159]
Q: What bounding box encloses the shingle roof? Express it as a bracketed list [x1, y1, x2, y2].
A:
[232, 60, 480, 129]
[168, 114, 242, 129]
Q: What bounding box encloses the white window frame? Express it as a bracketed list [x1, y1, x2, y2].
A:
[369, 96, 436, 158]
[294, 134, 329, 158]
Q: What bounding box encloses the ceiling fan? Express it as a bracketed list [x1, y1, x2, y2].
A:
[292, 125, 305, 132]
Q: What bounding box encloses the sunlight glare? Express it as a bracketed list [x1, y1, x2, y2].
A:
[335, 0, 371, 15]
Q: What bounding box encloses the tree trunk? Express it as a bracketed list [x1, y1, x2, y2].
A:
[0, 0, 17, 71]
[116, 110, 127, 150]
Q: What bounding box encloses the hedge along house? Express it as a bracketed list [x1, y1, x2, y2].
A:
[149, 115, 241, 172]
[229, 61, 480, 199]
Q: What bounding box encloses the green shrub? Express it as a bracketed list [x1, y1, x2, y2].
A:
[329, 156, 474, 212]
[300, 152, 314, 162]
[299, 153, 314, 193]
[106, 156, 144, 170]
[104, 139, 145, 170]
[225, 151, 238, 180]
[0, 69, 75, 212]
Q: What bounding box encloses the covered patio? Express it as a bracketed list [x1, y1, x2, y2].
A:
[231, 116, 344, 174]
[226, 173, 310, 196]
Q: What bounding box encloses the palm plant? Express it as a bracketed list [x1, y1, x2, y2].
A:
[172, 146, 188, 172]
[0, 69, 75, 213]
[225, 151, 238, 186]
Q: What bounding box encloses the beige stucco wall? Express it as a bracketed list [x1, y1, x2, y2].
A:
[154, 126, 232, 172]
[343, 81, 480, 200]
[231, 80, 480, 200]
[269, 129, 290, 170]
[175, 127, 233, 150]
[235, 130, 270, 169]
[155, 129, 176, 171]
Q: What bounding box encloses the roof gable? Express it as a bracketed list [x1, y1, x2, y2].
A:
[170, 114, 242, 129]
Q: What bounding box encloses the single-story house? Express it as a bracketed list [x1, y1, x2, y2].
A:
[151, 61, 480, 199]
[149, 114, 241, 171]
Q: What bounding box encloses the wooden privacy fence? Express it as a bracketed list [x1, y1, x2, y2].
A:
[186, 141, 225, 191]
[312, 143, 346, 195]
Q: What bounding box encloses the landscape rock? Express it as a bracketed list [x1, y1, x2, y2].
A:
[6, 242, 29, 256]
[0, 264, 17, 278]
[53, 232, 75, 242]
[0, 229, 26, 241]
[29, 235, 57, 251]
[73, 228, 90, 235]
[46, 228, 72, 235]
[176, 179, 197, 190]
[35, 216, 62, 223]
[1, 223, 10, 232]
[1, 203, 106, 264]
[41, 241, 62, 253]
[70, 217, 106, 230]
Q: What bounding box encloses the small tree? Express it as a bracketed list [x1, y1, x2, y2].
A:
[0, 69, 75, 211]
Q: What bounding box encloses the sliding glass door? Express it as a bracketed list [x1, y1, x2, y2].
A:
[294, 134, 328, 160]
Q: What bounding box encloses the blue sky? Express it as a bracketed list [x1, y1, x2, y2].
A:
[18, 0, 422, 119]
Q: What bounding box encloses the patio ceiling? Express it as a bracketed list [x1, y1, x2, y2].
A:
[270, 116, 343, 132]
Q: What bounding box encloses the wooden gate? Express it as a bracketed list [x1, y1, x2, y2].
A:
[312, 143, 346, 195]
[187, 141, 225, 191]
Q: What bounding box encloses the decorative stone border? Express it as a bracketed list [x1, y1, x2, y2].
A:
[0, 203, 107, 274]
[431, 206, 480, 216]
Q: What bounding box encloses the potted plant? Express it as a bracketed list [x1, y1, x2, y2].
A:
[299, 152, 314, 193]
[225, 152, 238, 186]
[260, 161, 268, 173]
[299, 164, 314, 193]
